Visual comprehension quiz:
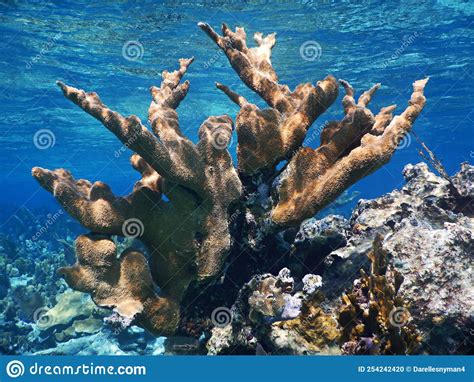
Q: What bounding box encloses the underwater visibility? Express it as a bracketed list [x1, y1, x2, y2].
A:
[0, 1, 473, 357]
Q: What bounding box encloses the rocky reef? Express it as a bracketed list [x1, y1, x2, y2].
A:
[1, 162, 472, 355]
[206, 162, 473, 355]
[324, 162, 473, 354]
[0, 21, 466, 355]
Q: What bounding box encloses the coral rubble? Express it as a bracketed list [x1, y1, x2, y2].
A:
[30, 22, 433, 342]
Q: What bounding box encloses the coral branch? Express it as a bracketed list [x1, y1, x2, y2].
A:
[272, 78, 429, 226]
[371, 105, 397, 135]
[147, 57, 208, 191]
[56, 78, 205, 193]
[130, 154, 162, 193]
[215, 82, 248, 107]
[31, 167, 135, 235]
[59, 234, 179, 335]
[200, 23, 339, 175]
[198, 22, 281, 109]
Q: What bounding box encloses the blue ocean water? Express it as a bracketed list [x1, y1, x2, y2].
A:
[0, 0, 473, 216]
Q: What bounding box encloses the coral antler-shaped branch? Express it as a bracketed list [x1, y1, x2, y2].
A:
[199, 22, 428, 225]
[31, 167, 139, 235]
[147, 57, 208, 191]
[33, 59, 242, 334]
[59, 234, 179, 335]
[54, 60, 206, 193]
[272, 78, 429, 226]
[200, 23, 339, 175]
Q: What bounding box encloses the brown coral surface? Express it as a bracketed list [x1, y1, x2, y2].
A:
[32, 22, 428, 336]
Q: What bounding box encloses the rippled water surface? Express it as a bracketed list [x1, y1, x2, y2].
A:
[0, 0, 473, 211]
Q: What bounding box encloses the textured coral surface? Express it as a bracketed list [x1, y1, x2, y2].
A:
[32, 22, 430, 338]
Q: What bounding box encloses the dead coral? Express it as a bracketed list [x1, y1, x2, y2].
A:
[337, 235, 422, 355]
[271, 294, 340, 355]
[206, 268, 340, 355]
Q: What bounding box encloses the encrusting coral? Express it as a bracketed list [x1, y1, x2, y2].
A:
[32, 22, 428, 337]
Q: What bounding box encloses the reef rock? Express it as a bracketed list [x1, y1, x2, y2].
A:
[33, 332, 128, 356]
[206, 268, 339, 355]
[324, 162, 473, 354]
[292, 215, 350, 275]
[0, 268, 10, 299]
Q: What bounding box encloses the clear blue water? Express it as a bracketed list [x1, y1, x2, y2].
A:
[0, 0, 473, 217]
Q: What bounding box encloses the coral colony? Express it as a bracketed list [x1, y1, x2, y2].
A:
[26, 23, 472, 355]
